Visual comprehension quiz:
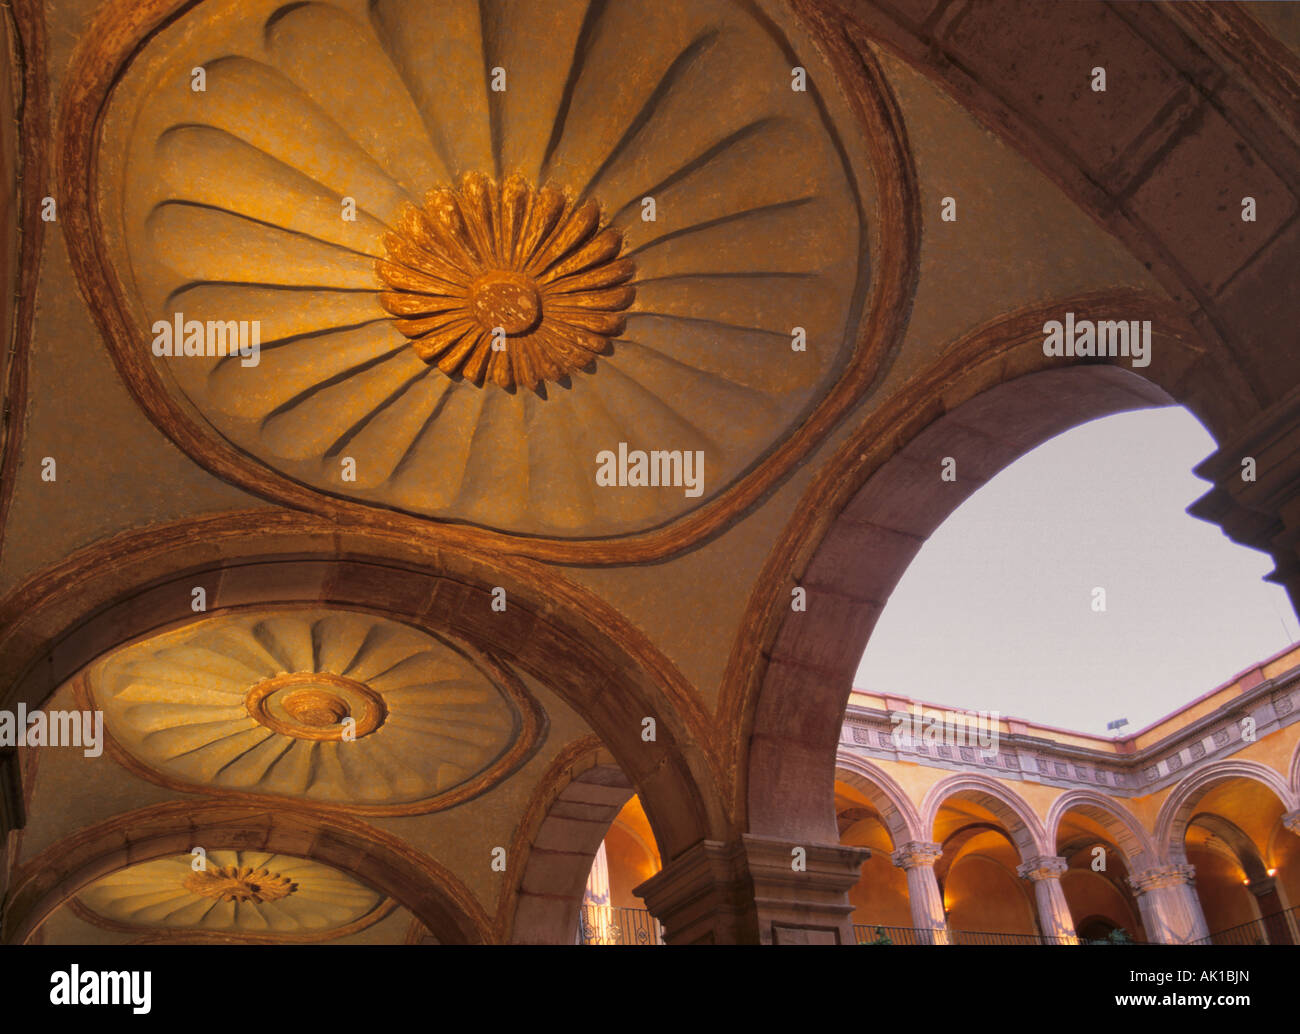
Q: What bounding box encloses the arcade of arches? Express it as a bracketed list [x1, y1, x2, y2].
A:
[587, 644, 1300, 945]
[1, 0, 1299, 945]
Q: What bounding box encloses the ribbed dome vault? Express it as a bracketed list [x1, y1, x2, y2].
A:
[81, 608, 541, 813]
[75, 851, 387, 936]
[96, 0, 876, 540]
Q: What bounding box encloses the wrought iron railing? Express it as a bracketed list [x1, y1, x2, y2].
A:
[853, 924, 946, 945]
[577, 905, 665, 945]
[1192, 906, 1300, 946]
[854, 923, 1098, 945]
[950, 928, 1079, 946]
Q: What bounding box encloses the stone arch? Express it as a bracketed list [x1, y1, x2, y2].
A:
[0, 512, 725, 862]
[933, 822, 1022, 887]
[730, 290, 1216, 843]
[834, 754, 924, 849]
[1047, 790, 1158, 872]
[505, 738, 638, 944]
[1155, 759, 1298, 865]
[921, 774, 1049, 861]
[1187, 812, 1270, 883]
[2, 801, 489, 944]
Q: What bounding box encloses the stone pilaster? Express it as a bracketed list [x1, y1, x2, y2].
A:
[1016, 855, 1078, 944]
[1128, 864, 1211, 944]
[634, 836, 868, 945]
[1283, 810, 1300, 836]
[890, 841, 949, 944]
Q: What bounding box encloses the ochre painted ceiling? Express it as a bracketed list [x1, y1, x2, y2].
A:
[6, 0, 1278, 949]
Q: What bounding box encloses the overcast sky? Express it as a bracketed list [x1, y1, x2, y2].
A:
[854, 406, 1299, 736]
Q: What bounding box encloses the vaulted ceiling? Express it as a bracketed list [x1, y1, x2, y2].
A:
[1, 0, 1295, 944]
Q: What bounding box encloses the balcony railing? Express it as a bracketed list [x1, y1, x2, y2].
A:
[854, 924, 1110, 945]
[577, 905, 665, 945]
[853, 924, 947, 945]
[950, 929, 1081, 946]
[1191, 906, 1300, 946]
[574, 912, 1142, 945]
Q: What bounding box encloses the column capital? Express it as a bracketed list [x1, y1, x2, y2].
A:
[891, 841, 943, 870]
[1283, 810, 1300, 835]
[1016, 855, 1068, 881]
[634, 840, 753, 945]
[741, 835, 869, 945]
[1128, 864, 1197, 894]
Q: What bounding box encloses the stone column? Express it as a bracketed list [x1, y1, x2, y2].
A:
[1128, 864, 1212, 944]
[1016, 855, 1078, 944]
[890, 841, 949, 944]
[634, 836, 868, 945]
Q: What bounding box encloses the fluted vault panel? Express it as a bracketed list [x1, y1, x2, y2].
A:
[82, 607, 539, 813]
[74, 850, 386, 936]
[95, 0, 874, 540]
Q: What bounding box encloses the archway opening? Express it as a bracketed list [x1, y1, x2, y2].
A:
[834, 779, 910, 933]
[577, 794, 664, 946]
[931, 797, 1038, 942]
[1054, 809, 1146, 943]
[1180, 780, 1296, 944]
[856, 405, 1297, 734]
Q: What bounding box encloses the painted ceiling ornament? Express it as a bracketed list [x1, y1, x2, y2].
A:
[183, 863, 297, 904]
[76, 851, 383, 935]
[80, 608, 543, 813]
[95, 0, 879, 540]
[377, 171, 635, 391]
[244, 671, 387, 741]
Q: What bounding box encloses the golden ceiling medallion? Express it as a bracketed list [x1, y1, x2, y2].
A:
[244, 671, 387, 742]
[183, 864, 297, 905]
[376, 171, 636, 391]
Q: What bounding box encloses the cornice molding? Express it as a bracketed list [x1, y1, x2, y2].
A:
[838, 661, 1300, 797]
